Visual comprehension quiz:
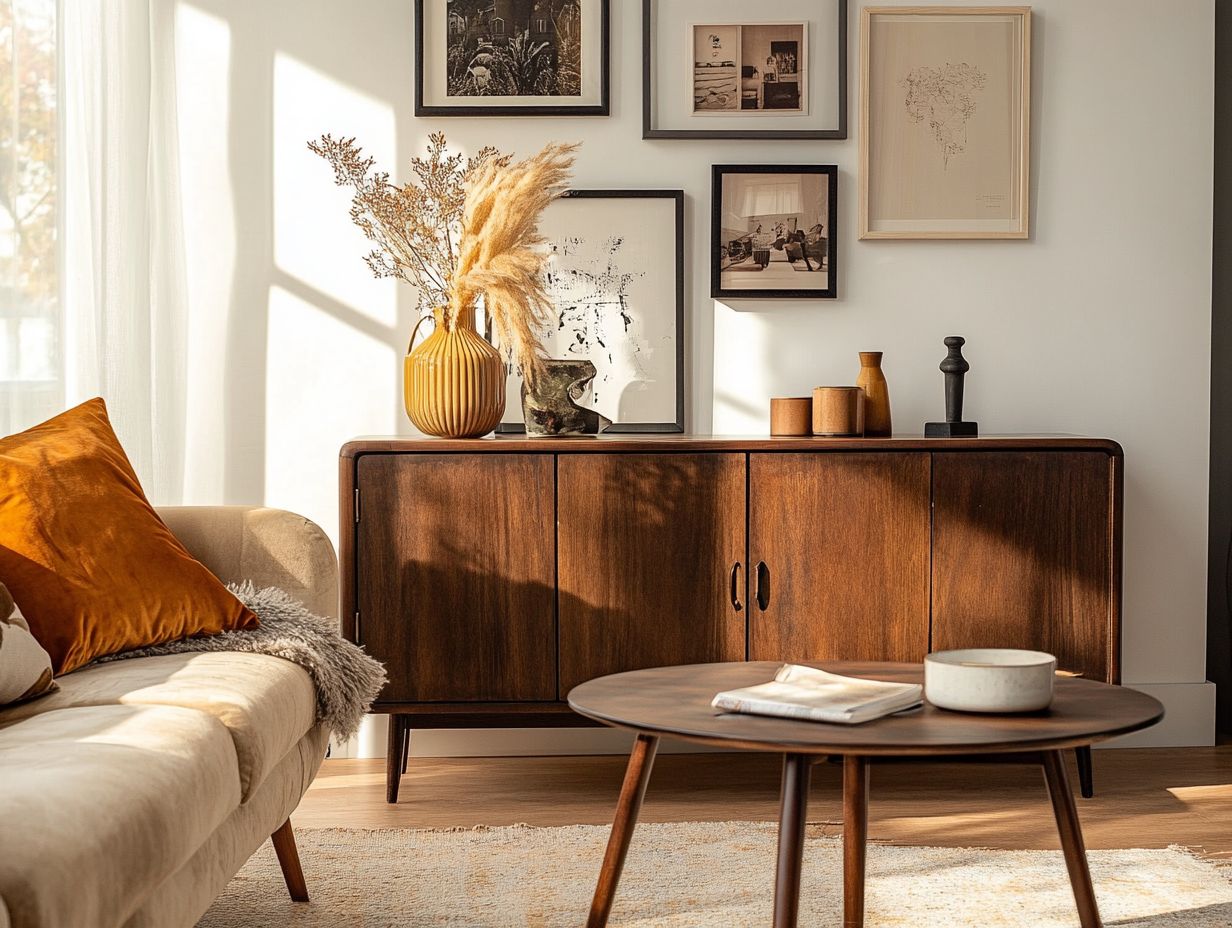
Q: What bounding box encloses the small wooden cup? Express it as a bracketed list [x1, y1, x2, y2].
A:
[770, 397, 813, 436]
[813, 386, 865, 436]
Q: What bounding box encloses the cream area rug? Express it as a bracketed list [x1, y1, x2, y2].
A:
[198, 822, 1232, 927]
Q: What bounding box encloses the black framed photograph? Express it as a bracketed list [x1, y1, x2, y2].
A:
[643, 0, 847, 139]
[416, 0, 611, 117]
[498, 190, 685, 433]
[711, 165, 838, 300]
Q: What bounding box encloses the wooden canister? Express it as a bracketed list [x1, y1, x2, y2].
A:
[770, 397, 814, 436]
[812, 386, 865, 436]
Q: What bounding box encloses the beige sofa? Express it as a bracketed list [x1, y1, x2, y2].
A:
[0, 507, 338, 928]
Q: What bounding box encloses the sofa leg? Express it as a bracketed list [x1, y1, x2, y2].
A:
[271, 819, 309, 902]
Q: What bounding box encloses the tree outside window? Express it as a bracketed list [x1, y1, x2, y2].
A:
[0, 0, 58, 430]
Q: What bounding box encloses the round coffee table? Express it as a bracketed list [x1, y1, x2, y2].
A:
[568, 661, 1164, 928]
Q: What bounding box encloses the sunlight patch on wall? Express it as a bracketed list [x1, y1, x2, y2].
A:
[265, 285, 396, 546]
[176, 2, 233, 502]
[712, 301, 772, 434]
[273, 52, 397, 328]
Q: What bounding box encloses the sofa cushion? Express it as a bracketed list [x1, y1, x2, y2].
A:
[0, 652, 316, 801]
[0, 620, 56, 707]
[0, 583, 56, 707]
[0, 704, 241, 928]
[0, 398, 259, 674]
[119, 725, 330, 928]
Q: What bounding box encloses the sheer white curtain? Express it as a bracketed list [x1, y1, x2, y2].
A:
[739, 181, 803, 218]
[62, 0, 188, 504]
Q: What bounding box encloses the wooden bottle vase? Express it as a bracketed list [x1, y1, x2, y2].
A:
[856, 351, 892, 437]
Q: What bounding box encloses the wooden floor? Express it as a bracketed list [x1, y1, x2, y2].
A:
[296, 747, 1232, 859]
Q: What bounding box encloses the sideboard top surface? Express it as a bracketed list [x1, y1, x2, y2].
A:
[341, 434, 1124, 458]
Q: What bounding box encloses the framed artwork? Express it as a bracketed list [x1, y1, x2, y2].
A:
[642, 0, 847, 139]
[415, 0, 611, 117]
[711, 165, 838, 301]
[860, 6, 1031, 239]
[498, 190, 685, 434]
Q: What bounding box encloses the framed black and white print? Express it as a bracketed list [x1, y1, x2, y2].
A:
[643, 0, 847, 139]
[498, 191, 685, 434]
[711, 165, 838, 300]
[416, 0, 610, 116]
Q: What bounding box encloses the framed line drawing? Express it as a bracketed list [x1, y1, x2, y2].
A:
[416, 0, 611, 117]
[712, 165, 838, 301]
[498, 190, 685, 434]
[860, 6, 1031, 239]
[643, 0, 847, 139]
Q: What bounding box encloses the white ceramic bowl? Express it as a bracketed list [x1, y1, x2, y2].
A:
[924, 649, 1057, 713]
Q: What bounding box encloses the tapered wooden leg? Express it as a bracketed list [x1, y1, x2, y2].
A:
[773, 754, 813, 928]
[401, 722, 412, 774]
[270, 819, 309, 902]
[386, 715, 407, 804]
[587, 733, 659, 928]
[1075, 745, 1094, 799]
[1042, 750, 1102, 928]
[843, 756, 870, 928]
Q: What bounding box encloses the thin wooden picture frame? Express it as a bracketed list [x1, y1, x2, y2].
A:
[642, 0, 848, 140]
[711, 164, 839, 301]
[860, 6, 1031, 240]
[498, 190, 686, 434]
[415, 0, 611, 117]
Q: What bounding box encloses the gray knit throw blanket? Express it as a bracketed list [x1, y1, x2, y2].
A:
[99, 582, 386, 740]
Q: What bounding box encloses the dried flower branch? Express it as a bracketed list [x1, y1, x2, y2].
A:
[307, 131, 511, 315]
[308, 132, 578, 386]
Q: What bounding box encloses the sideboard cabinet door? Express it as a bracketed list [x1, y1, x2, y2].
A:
[748, 453, 931, 663]
[356, 453, 556, 702]
[557, 454, 747, 694]
[931, 452, 1116, 682]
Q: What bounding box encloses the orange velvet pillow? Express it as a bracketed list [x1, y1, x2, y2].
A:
[0, 399, 259, 674]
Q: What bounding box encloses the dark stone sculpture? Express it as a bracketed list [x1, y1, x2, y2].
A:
[925, 336, 979, 438]
[521, 359, 610, 437]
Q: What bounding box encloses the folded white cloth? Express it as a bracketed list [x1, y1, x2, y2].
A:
[712, 664, 923, 725]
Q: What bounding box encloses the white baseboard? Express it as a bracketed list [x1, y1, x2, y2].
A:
[1101, 681, 1216, 748]
[330, 682, 1216, 759]
[332, 719, 724, 759]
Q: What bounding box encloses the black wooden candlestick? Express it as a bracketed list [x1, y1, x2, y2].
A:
[925, 336, 978, 437]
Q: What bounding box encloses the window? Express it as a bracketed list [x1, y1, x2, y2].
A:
[0, 0, 59, 432]
[448, 12, 465, 36]
[491, 16, 504, 36]
[534, 18, 549, 34]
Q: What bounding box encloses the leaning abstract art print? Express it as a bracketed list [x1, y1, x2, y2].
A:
[499, 190, 684, 433]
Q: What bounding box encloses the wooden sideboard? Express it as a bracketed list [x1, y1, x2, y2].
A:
[339, 435, 1123, 802]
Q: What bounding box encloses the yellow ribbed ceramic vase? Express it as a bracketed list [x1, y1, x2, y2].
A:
[404, 308, 506, 438]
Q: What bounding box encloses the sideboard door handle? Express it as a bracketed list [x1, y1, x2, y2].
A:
[730, 562, 743, 613]
[755, 561, 770, 611]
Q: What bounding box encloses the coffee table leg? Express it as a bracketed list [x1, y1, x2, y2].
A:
[587, 733, 659, 928]
[773, 753, 813, 928]
[843, 755, 870, 928]
[1041, 750, 1102, 928]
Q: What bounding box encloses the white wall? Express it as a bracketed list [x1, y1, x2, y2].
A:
[173, 0, 1216, 753]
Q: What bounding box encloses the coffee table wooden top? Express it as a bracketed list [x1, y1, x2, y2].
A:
[567, 662, 1164, 756]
